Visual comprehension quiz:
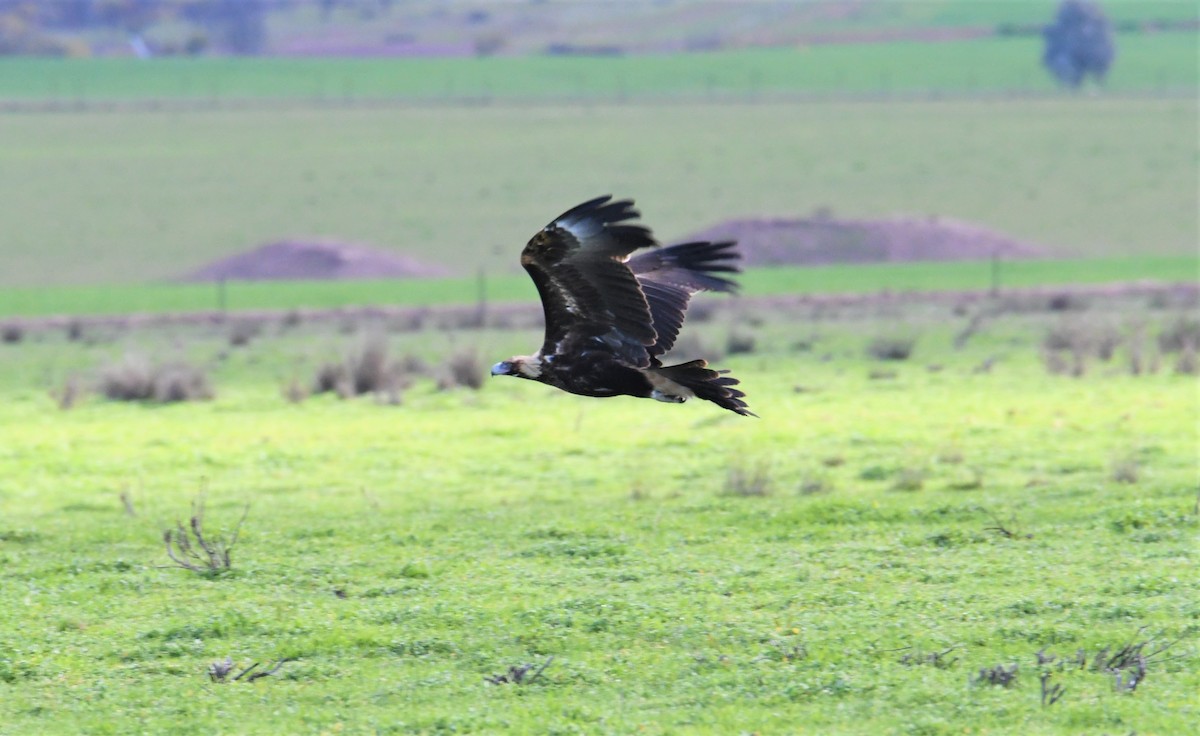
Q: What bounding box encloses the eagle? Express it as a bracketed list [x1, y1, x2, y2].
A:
[491, 195, 753, 416]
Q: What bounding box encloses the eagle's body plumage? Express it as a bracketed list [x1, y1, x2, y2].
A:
[492, 196, 753, 416]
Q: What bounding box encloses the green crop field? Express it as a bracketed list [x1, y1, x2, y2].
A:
[1, 98, 1195, 289]
[0, 292, 1196, 734]
[1, 34, 1195, 104]
[0, 256, 1194, 320]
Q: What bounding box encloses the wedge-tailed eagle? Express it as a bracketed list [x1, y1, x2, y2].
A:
[491, 195, 753, 416]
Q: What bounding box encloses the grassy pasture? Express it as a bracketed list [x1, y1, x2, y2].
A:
[0, 98, 1195, 288]
[0, 255, 1194, 319]
[0, 294, 1196, 733]
[1, 35, 1196, 103]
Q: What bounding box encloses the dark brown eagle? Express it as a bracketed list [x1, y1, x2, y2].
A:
[491, 195, 753, 416]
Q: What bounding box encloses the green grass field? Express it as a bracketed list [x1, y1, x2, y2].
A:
[0, 296, 1196, 733]
[0, 256, 1194, 319]
[2, 34, 1195, 103]
[1, 98, 1195, 288]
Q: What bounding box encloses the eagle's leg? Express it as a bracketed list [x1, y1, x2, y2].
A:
[650, 389, 687, 404]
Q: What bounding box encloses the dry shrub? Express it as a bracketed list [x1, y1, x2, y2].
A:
[313, 362, 347, 394]
[688, 300, 721, 324]
[438, 348, 484, 390]
[868, 368, 897, 380]
[1158, 315, 1200, 353]
[726, 327, 757, 356]
[948, 466, 984, 491]
[280, 309, 303, 329]
[1093, 325, 1122, 361]
[668, 333, 724, 363]
[282, 378, 308, 404]
[99, 356, 214, 403]
[1047, 292, 1087, 312]
[228, 319, 261, 347]
[1110, 454, 1139, 484]
[725, 461, 772, 497]
[65, 319, 85, 342]
[53, 375, 86, 410]
[1042, 323, 1077, 352]
[798, 473, 833, 495]
[1041, 323, 1089, 377]
[1175, 340, 1198, 375]
[1, 324, 23, 344]
[397, 353, 431, 376]
[314, 335, 405, 399]
[163, 497, 247, 575]
[866, 336, 916, 361]
[348, 337, 393, 394]
[1127, 324, 1146, 376]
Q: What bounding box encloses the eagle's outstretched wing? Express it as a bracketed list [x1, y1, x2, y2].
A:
[521, 195, 658, 367]
[628, 241, 740, 359]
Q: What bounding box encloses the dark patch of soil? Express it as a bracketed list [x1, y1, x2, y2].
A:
[180, 240, 452, 282]
[678, 215, 1041, 266]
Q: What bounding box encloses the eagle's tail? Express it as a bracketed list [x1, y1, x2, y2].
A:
[650, 359, 755, 417]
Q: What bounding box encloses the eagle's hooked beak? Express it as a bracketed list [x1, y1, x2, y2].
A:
[490, 361, 513, 377]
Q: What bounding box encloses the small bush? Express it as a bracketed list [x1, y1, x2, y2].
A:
[974, 663, 1018, 688]
[866, 336, 916, 361]
[1174, 340, 1197, 375]
[228, 319, 261, 347]
[163, 497, 247, 575]
[313, 361, 348, 395]
[798, 473, 832, 495]
[726, 328, 757, 356]
[725, 461, 772, 497]
[53, 375, 86, 410]
[348, 336, 394, 394]
[439, 348, 484, 390]
[65, 319, 85, 342]
[1110, 455, 1139, 484]
[99, 357, 214, 403]
[282, 378, 308, 404]
[1158, 315, 1200, 353]
[1, 324, 23, 344]
[1047, 292, 1087, 312]
[315, 335, 405, 398]
[668, 333, 724, 363]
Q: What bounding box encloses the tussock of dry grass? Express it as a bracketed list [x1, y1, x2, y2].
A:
[867, 335, 916, 361]
[99, 356, 214, 403]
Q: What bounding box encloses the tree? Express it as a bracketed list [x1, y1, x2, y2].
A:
[1043, 0, 1116, 88]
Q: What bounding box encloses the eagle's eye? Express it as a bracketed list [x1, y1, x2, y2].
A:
[490, 361, 515, 377]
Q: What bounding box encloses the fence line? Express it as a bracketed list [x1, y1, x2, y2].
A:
[0, 87, 1194, 114]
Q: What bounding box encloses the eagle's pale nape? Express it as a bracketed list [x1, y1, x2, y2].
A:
[491, 195, 754, 417]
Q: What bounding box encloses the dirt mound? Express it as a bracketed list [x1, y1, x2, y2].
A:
[677, 215, 1041, 266]
[181, 240, 452, 282]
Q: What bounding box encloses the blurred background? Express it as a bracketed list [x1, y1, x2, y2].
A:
[0, 0, 1195, 314]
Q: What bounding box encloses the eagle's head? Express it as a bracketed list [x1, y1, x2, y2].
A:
[491, 355, 542, 380]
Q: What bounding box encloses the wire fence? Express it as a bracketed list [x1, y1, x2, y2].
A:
[1, 84, 1195, 114]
